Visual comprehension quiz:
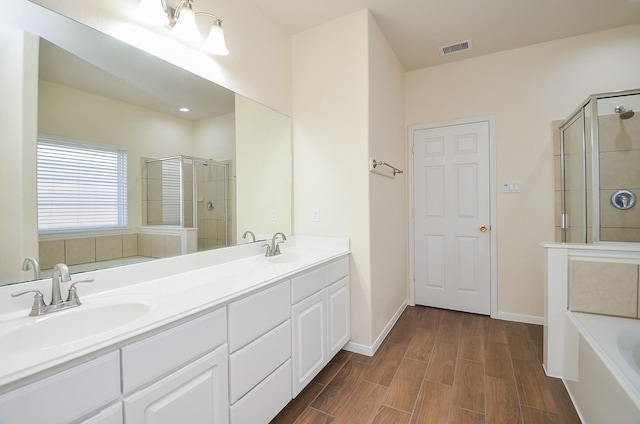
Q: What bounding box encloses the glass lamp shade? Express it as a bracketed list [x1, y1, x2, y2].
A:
[172, 6, 201, 42]
[137, 0, 169, 25]
[204, 22, 229, 56]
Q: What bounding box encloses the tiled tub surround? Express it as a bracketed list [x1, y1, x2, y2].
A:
[39, 229, 193, 271]
[0, 236, 349, 388]
[544, 244, 640, 423]
[569, 257, 640, 318]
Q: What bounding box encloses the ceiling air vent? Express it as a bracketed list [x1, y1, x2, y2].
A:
[439, 40, 473, 56]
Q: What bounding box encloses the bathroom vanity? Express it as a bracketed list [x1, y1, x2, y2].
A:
[0, 236, 350, 424]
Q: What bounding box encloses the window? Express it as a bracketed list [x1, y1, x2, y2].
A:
[37, 136, 128, 233]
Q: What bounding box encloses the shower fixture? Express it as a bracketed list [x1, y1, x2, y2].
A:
[614, 105, 635, 119]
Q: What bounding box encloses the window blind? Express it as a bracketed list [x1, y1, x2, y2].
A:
[37, 136, 128, 233]
[161, 158, 182, 225]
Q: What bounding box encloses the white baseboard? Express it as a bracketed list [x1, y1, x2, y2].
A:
[344, 300, 408, 357]
[496, 311, 544, 325]
[344, 305, 543, 356]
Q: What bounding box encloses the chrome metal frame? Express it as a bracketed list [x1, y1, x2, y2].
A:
[559, 88, 640, 244]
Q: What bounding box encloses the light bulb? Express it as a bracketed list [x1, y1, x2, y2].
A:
[137, 0, 169, 26]
[204, 21, 229, 56]
[172, 5, 201, 42]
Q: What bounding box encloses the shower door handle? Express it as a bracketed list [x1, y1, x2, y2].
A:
[480, 225, 488, 232]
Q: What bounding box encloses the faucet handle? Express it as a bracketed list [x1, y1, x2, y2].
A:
[261, 243, 272, 257]
[11, 289, 46, 316]
[275, 240, 285, 254]
[66, 279, 94, 303]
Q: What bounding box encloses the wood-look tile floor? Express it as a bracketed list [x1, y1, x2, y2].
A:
[271, 306, 582, 424]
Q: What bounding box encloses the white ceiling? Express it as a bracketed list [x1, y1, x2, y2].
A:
[249, 0, 640, 71]
[36, 0, 640, 119]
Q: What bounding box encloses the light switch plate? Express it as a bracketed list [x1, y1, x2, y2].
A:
[502, 181, 522, 193]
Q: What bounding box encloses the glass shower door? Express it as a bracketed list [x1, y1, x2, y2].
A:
[562, 111, 587, 243]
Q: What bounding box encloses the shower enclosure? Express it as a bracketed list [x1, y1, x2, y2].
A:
[560, 89, 640, 243]
[144, 155, 229, 250]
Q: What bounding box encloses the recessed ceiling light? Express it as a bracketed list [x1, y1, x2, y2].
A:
[179, 107, 190, 112]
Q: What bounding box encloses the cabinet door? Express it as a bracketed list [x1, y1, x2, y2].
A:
[291, 289, 326, 397]
[327, 276, 350, 359]
[124, 345, 229, 424]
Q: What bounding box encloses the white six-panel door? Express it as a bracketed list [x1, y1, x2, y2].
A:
[412, 120, 491, 315]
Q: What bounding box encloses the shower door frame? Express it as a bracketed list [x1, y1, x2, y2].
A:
[145, 155, 230, 249]
[560, 88, 640, 244]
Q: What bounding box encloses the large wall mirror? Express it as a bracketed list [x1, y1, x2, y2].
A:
[0, 2, 292, 286]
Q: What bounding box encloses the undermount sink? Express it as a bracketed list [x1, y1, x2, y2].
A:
[0, 302, 151, 351]
[267, 251, 306, 264]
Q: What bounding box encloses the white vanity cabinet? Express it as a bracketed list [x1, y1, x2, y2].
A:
[0, 351, 121, 424]
[227, 280, 292, 424]
[0, 246, 350, 424]
[291, 257, 350, 396]
[121, 307, 229, 424]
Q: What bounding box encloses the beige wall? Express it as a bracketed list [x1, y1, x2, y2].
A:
[367, 14, 408, 340]
[293, 11, 372, 346]
[293, 10, 407, 348]
[406, 23, 640, 319]
[235, 94, 292, 238]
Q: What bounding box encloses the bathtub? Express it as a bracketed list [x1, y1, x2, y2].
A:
[564, 312, 640, 423]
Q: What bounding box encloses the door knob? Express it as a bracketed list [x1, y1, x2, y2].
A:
[480, 225, 488, 232]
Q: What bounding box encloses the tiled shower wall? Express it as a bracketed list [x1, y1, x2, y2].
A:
[599, 114, 640, 241]
[141, 158, 232, 251]
[553, 114, 640, 242]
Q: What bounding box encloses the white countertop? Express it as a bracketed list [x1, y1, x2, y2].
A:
[0, 236, 349, 388]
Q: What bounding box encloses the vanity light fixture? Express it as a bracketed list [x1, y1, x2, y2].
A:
[137, 0, 229, 56]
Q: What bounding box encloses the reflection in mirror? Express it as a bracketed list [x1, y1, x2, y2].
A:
[0, 4, 291, 286]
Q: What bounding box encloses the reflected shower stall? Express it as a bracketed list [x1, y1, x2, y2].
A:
[144, 155, 229, 250]
[560, 89, 640, 243]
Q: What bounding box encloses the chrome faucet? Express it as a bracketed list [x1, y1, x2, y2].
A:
[11, 263, 93, 316]
[263, 232, 287, 257]
[51, 263, 71, 305]
[242, 230, 256, 243]
[21, 257, 41, 280]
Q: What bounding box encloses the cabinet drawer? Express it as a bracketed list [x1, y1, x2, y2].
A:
[229, 319, 291, 403]
[0, 352, 120, 424]
[228, 281, 290, 352]
[327, 256, 349, 285]
[230, 360, 292, 424]
[124, 345, 229, 424]
[122, 307, 226, 393]
[79, 403, 123, 424]
[291, 267, 325, 304]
